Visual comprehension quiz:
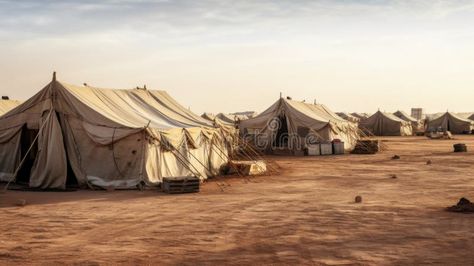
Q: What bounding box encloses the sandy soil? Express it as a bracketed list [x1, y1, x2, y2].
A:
[1, 136, 474, 265]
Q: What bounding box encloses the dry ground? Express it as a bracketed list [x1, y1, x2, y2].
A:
[1, 136, 474, 265]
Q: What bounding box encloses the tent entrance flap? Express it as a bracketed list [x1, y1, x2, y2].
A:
[16, 125, 39, 185]
[273, 115, 289, 148]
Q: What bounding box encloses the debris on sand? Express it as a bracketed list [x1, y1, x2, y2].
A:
[426, 160, 432, 165]
[392, 155, 400, 160]
[390, 174, 397, 179]
[446, 198, 474, 213]
[427, 131, 453, 140]
[453, 143, 467, 153]
[15, 199, 27, 207]
[351, 140, 380, 154]
[355, 195, 362, 203]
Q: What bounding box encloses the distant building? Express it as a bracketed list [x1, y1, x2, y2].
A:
[411, 108, 424, 120]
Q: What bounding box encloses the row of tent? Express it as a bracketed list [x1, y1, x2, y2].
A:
[350, 110, 473, 135]
[0, 74, 235, 190]
[3, 77, 474, 190]
[238, 98, 474, 152]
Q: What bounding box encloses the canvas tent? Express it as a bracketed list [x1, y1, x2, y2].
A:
[0, 99, 21, 115]
[232, 111, 257, 119]
[239, 98, 359, 153]
[393, 110, 422, 131]
[336, 112, 360, 123]
[359, 111, 413, 136]
[201, 112, 216, 121]
[351, 112, 370, 120]
[0, 74, 232, 190]
[425, 112, 473, 134]
[216, 113, 237, 124]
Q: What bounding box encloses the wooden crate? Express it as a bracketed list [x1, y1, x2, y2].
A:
[162, 177, 200, 194]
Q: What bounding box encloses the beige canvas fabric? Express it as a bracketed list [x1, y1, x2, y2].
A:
[425, 112, 473, 134]
[351, 112, 370, 120]
[216, 113, 236, 125]
[0, 76, 231, 189]
[336, 112, 360, 123]
[359, 111, 413, 136]
[0, 99, 21, 116]
[239, 98, 359, 151]
[201, 112, 215, 121]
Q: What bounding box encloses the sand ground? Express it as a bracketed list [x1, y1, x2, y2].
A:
[1, 136, 474, 265]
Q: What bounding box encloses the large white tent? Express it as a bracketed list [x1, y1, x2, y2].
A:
[0, 74, 232, 190]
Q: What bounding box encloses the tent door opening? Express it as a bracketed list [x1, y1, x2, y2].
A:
[273, 115, 289, 148]
[16, 125, 39, 185]
[56, 113, 78, 188]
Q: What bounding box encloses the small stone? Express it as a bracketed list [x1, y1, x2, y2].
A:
[390, 174, 397, 179]
[15, 199, 27, 207]
[391, 155, 400, 160]
[355, 195, 362, 203]
[426, 160, 432, 165]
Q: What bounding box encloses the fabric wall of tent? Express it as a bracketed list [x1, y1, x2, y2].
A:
[425, 112, 473, 134]
[359, 111, 413, 136]
[239, 98, 359, 153]
[393, 110, 422, 132]
[0, 74, 233, 190]
[0, 99, 21, 116]
[336, 112, 360, 123]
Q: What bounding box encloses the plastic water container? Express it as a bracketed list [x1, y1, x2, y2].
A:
[333, 142, 345, 155]
[306, 145, 320, 156]
[320, 143, 333, 155]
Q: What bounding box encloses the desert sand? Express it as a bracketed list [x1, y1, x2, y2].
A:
[1, 136, 474, 265]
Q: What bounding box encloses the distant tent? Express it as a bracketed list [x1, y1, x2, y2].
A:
[0, 99, 21, 116]
[0, 74, 231, 190]
[393, 110, 422, 131]
[336, 112, 360, 123]
[359, 111, 413, 136]
[351, 112, 370, 120]
[231, 111, 258, 119]
[425, 112, 473, 134]
[216, 113, 237, 125]
[239, 98, 359, 153]
[201, 112, 215, 121]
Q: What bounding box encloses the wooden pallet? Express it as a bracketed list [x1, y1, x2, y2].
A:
[162, 177, 200, 194]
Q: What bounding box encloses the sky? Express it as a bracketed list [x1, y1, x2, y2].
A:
[0, 0, 473, 115]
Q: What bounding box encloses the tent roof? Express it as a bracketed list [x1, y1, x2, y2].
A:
[368, 111, 407, 123]
[427, 111, 473, 123]
[393, 110, 418, 122]
[60, 82, 213, 130]
[284, 99, 348, 124]
[1, 80, 213, 131]
[336, 112, 360, 121]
